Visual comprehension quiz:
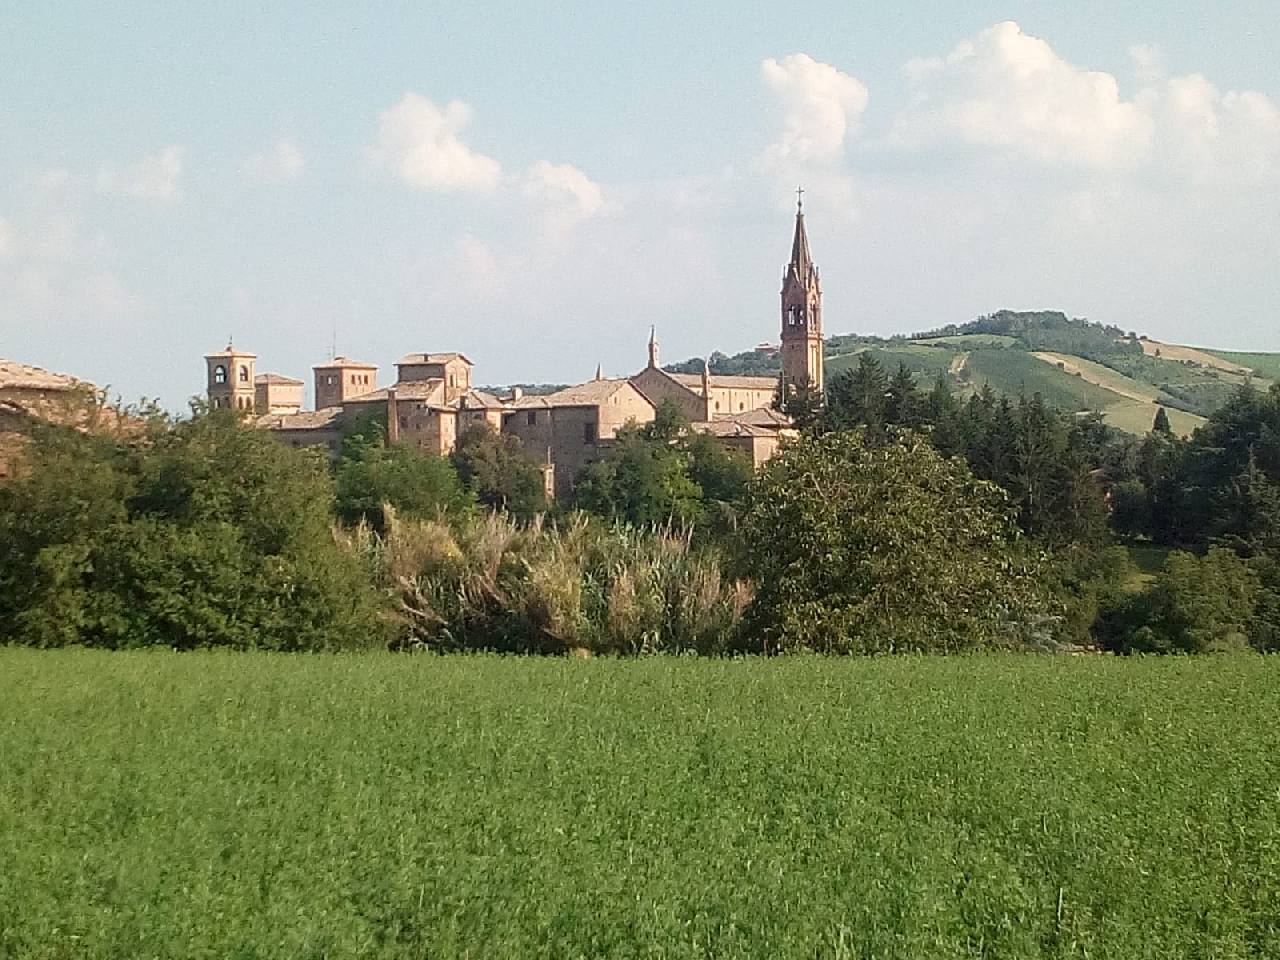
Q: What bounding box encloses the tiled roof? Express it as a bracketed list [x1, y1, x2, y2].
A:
[0, 359, 85, 391]
[667, 372, 779, 391]
[690, 420, 776, 439]
[313, 356, 377, 369]
[396, 352, 474, 366]
[713, 406, 791, 428]
[389, 380, 446, 402]
[513, 378, 644, 409]
[460, 390, 507, 409]
[255, 372, 303, 385]
[257, 409, 345, 431]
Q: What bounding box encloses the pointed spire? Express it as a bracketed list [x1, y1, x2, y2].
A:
[648, 326, 659, 368]
[594, 363, 603, 381]
[790, 192, 812, 278]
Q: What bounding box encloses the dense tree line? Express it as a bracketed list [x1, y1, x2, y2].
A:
[4, 365, 1280, 655]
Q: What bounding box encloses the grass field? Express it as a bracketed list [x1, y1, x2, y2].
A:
[963, 349, 1120, 413]
[1205, 349, 1280, 383]
[4, 651, 1280, 959]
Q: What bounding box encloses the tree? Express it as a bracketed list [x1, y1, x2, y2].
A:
[334, 437, 472, 528]
[825, 352, 888, 435]
[451, 424, 547, 521]
[1153, 406, 1172, 436]
[737, 429, 1055, 654]
[0, 410, 383, 650]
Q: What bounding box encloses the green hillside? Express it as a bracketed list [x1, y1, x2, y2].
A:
[669, 310, 1280, 439]
[1205, 350, 1280, 381]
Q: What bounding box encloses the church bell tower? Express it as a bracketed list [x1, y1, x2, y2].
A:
[779, 189, 823, 396]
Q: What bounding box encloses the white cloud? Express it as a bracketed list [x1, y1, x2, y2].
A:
[366, 93, 501, 192]
[890, 21, 1280, 186]
[522, 161, 611, 228]
[97, 145, 185, 201]
[243, 139, 305, 182]
[761, 53, 869, 168]
[894, 22, 1152, 170]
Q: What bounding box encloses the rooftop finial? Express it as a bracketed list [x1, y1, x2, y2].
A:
[648, 325, 659, 368]
[594, 362, 603, 381]
[796, 185, 804, 212]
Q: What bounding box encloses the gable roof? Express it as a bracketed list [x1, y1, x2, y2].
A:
[313, 356, 377, 370]
[257, 408, 345, 431]
[0, 359, 85, 392]
[255, 372, 303, 386]
[667, 372, 779, 391]
[513, 378, 646, 409]
[396, 352, 474, 367]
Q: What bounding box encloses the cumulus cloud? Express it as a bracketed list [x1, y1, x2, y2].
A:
[761, 53, 869, 168]
[522, 161, 612, 229]
[243, 139, 305, 181]
[97, 145, 185, 201]
[890, 21, 1280, 185]
[366, 93, 501, 192]
[894, 22, 1152, 170]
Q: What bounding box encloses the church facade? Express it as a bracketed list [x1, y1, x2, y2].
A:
[205, 202, 825, 497]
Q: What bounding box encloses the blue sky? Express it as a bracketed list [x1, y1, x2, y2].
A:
[3, 2, 1279, 409]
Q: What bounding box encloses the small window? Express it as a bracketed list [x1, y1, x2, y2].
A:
[213, 364, 227, 384]
[583, 421, 596, 443]
[399, 417, 408, 429]
[239, 365, 250, 383]
[526, 411, 537, 426]
[739, 403, 745, 411]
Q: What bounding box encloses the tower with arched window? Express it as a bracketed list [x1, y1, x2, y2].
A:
[205, 342, 257, 412]
[779, 192, 824, 396]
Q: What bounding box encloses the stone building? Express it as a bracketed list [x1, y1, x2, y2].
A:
[210, 201, 822, 495]
[313, 357, 378, 409]
[503, 375, 658, 500]
[255, 373, 303, 415]
[204, 343, 257, 411]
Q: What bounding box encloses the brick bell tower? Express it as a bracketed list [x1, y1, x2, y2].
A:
[779, 188, 823, 396]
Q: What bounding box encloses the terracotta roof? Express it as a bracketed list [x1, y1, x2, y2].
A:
[691, 420, 777, 439]
[257, 409, 344, 431]
[396, 352, 474, 366]
[667, 372, 779, 391]
[460, 390, 507, 409]
[0, 359, 85, 391]
[513, 378, 647, 409]
[713, 406, 791, 428]
[313, 356, 377, 370]
[254, 372, 303, 385]
[390, 380, 446, 402]
[338, 387, 390, 405]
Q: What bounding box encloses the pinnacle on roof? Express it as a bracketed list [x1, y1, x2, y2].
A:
[789, 199, 812, 278]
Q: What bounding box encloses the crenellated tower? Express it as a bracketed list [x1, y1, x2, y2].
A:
[779, 190, 823, 396]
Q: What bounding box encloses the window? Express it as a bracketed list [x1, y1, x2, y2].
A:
[583, 421, 596, 443]
[213, 364, 227, 384]
[239, 365, 250, 382]
[526, 411, 537, 426]
[399, 417, 408, 429]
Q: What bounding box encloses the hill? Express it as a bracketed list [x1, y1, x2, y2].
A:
[669, 311, 1280, 439]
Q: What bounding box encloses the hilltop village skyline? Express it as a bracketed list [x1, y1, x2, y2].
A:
[204, 200, 825, 497]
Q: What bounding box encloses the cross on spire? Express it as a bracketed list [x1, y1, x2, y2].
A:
[795, 185, 804, 211]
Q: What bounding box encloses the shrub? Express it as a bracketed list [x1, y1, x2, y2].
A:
[737, 429, 1057, 653]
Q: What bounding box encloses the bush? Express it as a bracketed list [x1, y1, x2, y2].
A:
[737, 429, 1057, 653]
[1, 412, 383, 651]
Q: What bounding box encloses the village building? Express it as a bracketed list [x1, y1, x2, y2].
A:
[209, 200, 824, 495]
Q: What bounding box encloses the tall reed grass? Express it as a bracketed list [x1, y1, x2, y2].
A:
[357, 509, 751, 654]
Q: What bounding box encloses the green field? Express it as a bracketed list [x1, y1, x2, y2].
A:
[4, 651, 1280, 959]
[913, 334, 1019, 347]
[1205, 349, 1280, 382]
[964, 349, 1120, 412]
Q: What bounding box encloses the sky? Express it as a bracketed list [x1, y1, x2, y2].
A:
[3, 1, 1279, 410]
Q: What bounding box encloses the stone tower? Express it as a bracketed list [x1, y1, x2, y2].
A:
[779, 191, 823, 396]
[313, 356, 378, 409]
[205, 342, 257, 411]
